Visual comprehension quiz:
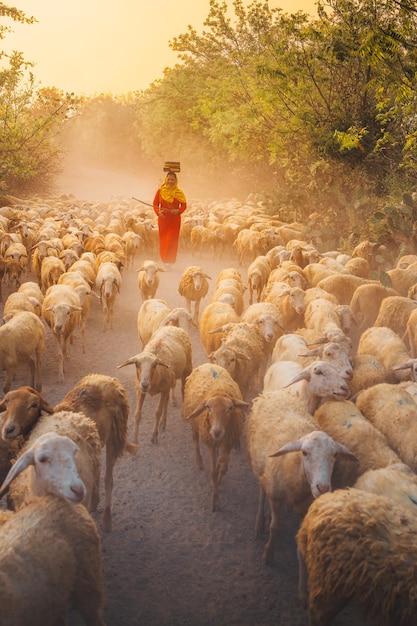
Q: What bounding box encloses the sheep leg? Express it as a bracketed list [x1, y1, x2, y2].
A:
[297, 546, 308, 608]
[152, 392, 169, 444]
[34, 346, 43, 392]
[102, 445, 116, 533]
[208, 446, 220, 512]
[3, 366, 17, 393]
[133, 389, 146, 444]
[263, 497, 281, 565]
[193, 300, 201, 326]
[255, 486, 266, 537]
[191, 426, 204, 470]
[27, 356, 36, 388]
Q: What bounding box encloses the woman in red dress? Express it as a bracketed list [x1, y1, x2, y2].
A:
[153, 171, 187, 268]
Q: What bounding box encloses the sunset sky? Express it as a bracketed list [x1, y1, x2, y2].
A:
[4, 0, 317, 96]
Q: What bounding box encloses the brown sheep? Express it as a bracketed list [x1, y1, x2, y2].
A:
[183, 363, 249, 511]
[178, 265, 211, 325]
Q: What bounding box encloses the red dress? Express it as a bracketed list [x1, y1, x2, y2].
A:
[153, 190, 186, 263]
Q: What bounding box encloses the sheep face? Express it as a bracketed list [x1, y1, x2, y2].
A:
[271, 430, 354, 498]
[0, 432, 87, 504]
[286, 361, 350, 400]
[255, 314, 282, 343]
[0, 387, 55, 440]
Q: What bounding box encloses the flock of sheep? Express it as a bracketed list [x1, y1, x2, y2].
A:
[0, 193, 417, 624]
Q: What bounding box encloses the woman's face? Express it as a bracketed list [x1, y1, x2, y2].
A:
[166, 174, 176, 187]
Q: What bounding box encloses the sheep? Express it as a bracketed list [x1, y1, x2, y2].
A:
[349, 353, 389, 395]
[136, 259, 164, 302]
[349, 282, 399, 331]
[41, 284, 82, 383]
[296, 488, 417, 626]
[316, 273, 367, 304]
[0, 432, 87, 505]
[54, 373, 138, 532]
[0, 311, 45, 393]
[247, 255, 271, 304]
[314, 399, 401, 476]
[355, 382, 417, 472]
[357, 326, 410, 383]
[245, 390, 356, 564]
[303, 297, 352, 339]
[3, 241, 28, 273]
[137, 298, 197, 348]
[199, 301, 240, 356]
[241, 301, 284, 364]
[182, 363, 249, 511]
[264, 285, 305, 331]
[271, 333, 314, 368]
[95, 260, 122, 330]
[117, 325, 193, 444]
[373, 295, 417, 338]
[57, 272, 99, 353]
[0, 494, 105, 626]
[40, 255, 66, 293]
[401, 307, 417, 357]
[209, 322, 267, 399]
[17, 280, 44, 309]
[211, 277, 245, 316]
[343, 255, 370, 278]
[262, 360, 350, 413]
[4, 257, 25, 288]
[0, 396, 102, 514]
[2, 291, 37, 321]
[178, 265, 212, 325]
[302, 262, 337, 287]
[387, 267, 417, 295]
[354, 463, 417, 514]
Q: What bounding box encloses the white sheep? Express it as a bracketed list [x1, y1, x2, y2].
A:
[263, 360, 350, 414]
[41, 284, 82, 383]
[137, 298, 196, 348]
[1, 401, 102, 514]
[264, 286, 305, 331]
[95, 260, 122, 330]
[0, 311, 45, 393]
[136, 259, 164, 302]
[183, 363, 249, 511]
[357, 326, 410, 383]
[296, 488, 417, 626]
[0, 432, 86, 504]
[178, 265, 212, 325]
[245, 390, 356, 564]
[355, 382, 417, 472]
[117, 325, 193, 444]
[0, 494, 105, 626]
[314, 399, 401, 475]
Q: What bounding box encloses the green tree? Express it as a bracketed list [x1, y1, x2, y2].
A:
[0, 4, 76, 193]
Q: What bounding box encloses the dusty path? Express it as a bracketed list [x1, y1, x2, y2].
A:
[0, 187, 373, 625]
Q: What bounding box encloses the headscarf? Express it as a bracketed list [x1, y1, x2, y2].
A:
[159, 174, 187, 204]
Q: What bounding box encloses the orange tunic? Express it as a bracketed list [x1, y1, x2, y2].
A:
[153, 190, 186, 263]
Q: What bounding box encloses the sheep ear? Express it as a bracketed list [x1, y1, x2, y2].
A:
[0, 448, 35, 498]
[208, 326, 225, 335]
[203, 274, 212, 280]
[298, 348, 321, 357]
[232, 399, 251, 410]
[270, 440, 303, 457]
[392, 361, 414, 371]
[117, 356, 138, 368]
[283, 369, 311, 387]
[335, 442, 358, 462]
[156, 359, 170, 369]
[307, 337, 328, 346]
[185, 402, 207, 420]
